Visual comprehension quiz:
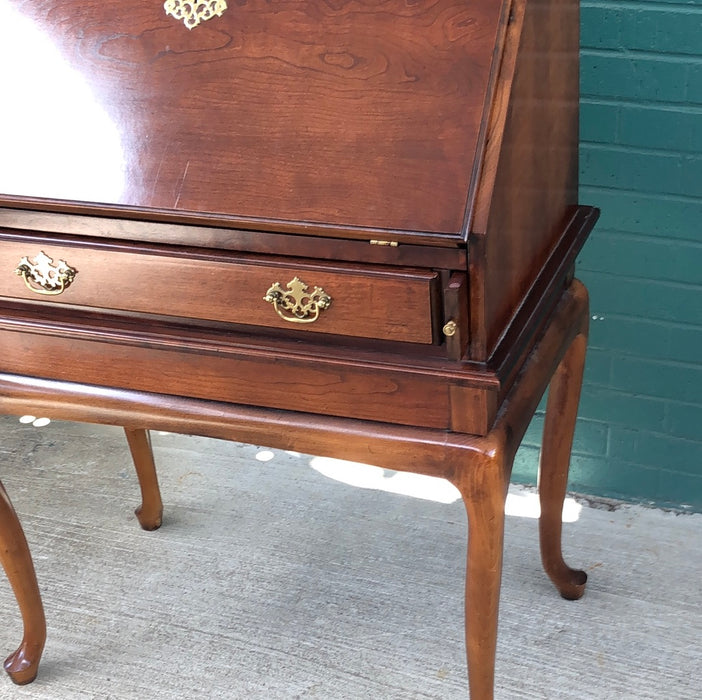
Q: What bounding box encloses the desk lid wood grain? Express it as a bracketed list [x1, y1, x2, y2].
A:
[0, 0, 509, 241]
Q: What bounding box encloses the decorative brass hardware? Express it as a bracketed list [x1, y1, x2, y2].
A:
[15, 252, 77, 296]
[443, 320, 458, 337]
[369, 240, 399, 247]
[164, 0, 227, 30]
[263, 277, 332, 324]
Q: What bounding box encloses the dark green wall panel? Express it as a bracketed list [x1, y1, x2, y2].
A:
[513, 0, 702, 512]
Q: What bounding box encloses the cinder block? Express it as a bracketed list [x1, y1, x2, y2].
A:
[617, 105, 700, 152]
[581, 347, 613, 387]
[580, 6, 622, 48]
[626, 9, 702, 56]
[581, 52, 690, 103]
[577, 386, 666, 433]
[579, 187, 702, 242]
[610, 427, 702, 477]
[610, 356, 702, 404]
[577, 230, 702, 285]
[687, 63, 702, 103]
[580, 147, 702, 199]
[582, 270, 702, 326]
[668, 325, 702, 364]
[652, 471, 702, 510]
[567, 454, 661, 502]
[574, 311, 672, 361]
[666, 401, 702, 442]
[579, 101, 619, 143]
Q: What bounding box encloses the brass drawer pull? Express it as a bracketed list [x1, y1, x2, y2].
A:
[263, 277, 332, 324]
[15, 251, 77, 296]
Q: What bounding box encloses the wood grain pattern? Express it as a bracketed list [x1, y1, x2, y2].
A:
[0, 279, 591, 697]
[0, 1, 598, 695]
[2, 0, 507, 237]
[469, 0, 581, 360]
[0, 320, 485, 430]
[0, 207, 468, 264]
[0, 235, 438, 343]
[0, 281, 588, 479]
[123, 428, 163, 531]
[0, 482, 46, 685]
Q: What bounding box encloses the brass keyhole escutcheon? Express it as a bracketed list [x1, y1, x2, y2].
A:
[15, 251, 77, 296]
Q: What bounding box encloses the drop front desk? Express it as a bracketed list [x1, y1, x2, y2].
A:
[0, 1, 598, 697]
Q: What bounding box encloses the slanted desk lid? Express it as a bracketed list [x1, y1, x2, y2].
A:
[0, 0, 508, 242]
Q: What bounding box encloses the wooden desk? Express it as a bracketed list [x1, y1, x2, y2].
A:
[0, 1, 598, 696]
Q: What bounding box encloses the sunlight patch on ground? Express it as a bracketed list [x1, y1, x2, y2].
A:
[309, 456, 582, 521]
[19, 415, 51, 428]
[10, 420, 582, 522]
[310, 456, 461, 504]
[505, 487, 582, 522]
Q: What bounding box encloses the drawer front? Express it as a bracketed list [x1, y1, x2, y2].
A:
[0, 238, 438, 344]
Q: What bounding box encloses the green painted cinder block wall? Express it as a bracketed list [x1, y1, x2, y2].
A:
[512, 0, 702, 511]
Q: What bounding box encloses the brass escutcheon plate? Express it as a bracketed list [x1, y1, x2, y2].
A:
[263, 277, 332, 324]
[164, 0, 228, 30]
[15, 251, 77, 296]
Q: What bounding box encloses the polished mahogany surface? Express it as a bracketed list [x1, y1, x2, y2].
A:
[0, 1, 598, 695]
[0, 0, 506, 238]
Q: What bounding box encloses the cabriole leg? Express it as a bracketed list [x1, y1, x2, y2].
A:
[124, 428, 163, 531]
[538, 330, 588, 601]
[0, 481, 46, 685]
[454, 449, 508, 700]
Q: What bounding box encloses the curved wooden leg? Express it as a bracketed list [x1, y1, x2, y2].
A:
[124, 428, 163, 531]
[454, 449, 508, 700]
[538, 329, 588, 601]
[0, 481, 46, 685]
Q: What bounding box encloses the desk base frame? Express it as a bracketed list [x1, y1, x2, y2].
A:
[0, 279, 590, 698]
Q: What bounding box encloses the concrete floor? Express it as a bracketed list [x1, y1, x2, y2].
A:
[0, 414, 699, 699]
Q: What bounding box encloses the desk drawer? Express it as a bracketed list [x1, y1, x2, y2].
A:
[0, 238, 438, 344]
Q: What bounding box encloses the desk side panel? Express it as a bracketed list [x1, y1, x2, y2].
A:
[470, 0, 581, 360]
